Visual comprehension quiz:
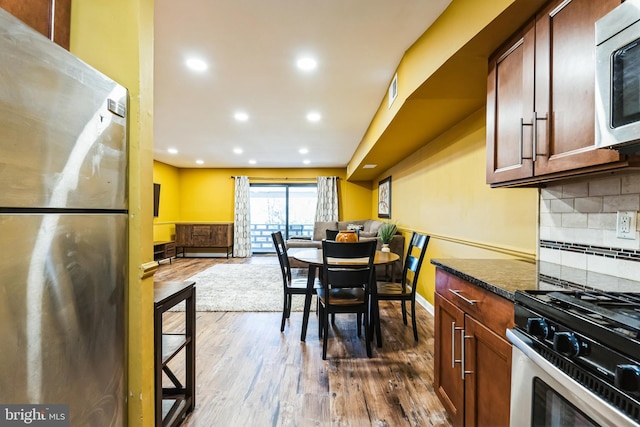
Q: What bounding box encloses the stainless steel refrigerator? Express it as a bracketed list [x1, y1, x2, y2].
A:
[0, 9, 127, 426]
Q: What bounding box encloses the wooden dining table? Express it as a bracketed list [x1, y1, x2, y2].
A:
[291, 248, 400, 343]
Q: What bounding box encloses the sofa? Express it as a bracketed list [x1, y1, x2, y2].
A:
[286, 219, 404, 280]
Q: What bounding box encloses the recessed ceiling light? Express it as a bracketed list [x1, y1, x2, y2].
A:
[195, 159, 204, 165]
[303, 159, 310, 165]
[233, 148, 243, 154]
[248, 159, 256, 165]
[234, 112, 249, 122]
[296, 57, 317, 71]
[185, 57, 208, 72]
[363, 164, 377, 169]
[307, 112, 321, 122]
[299, 148, 309, 154]
[167, 148, 178, 154]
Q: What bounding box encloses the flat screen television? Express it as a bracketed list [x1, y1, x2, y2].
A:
[153, 183, 160, 217]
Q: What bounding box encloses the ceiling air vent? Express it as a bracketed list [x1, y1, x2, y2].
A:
[388, 73, 398, 108]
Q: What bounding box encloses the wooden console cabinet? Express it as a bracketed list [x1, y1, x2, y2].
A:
[434, 269, 514, 427]
[154, 281, 196, 427]
[175, 223, 234, 258]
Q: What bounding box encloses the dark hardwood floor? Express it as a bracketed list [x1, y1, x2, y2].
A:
[156, 255, 452, 426]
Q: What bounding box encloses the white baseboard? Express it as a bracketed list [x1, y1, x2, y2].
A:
[415, 290, 434, 316]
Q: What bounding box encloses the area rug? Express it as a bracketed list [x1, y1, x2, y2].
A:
[170, 264, 314, 312]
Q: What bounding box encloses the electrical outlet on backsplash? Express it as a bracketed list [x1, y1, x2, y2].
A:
[539, 172, 640, 282]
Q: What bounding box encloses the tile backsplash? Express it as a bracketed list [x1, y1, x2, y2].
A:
[539, 172, 640, 281]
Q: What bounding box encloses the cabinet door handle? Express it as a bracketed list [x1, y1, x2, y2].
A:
[519, 117, 524, 164]
[532, 111, 537, 163]
[533, 111, 548, 160]
[451, 322, 463, 368]
[449, 289, 477, 305]
[451, 322, 456, 368]
[460, 330, 473, 380]
[520, 117, 533, 161]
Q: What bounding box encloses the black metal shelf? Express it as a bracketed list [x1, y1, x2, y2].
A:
[154, 281, 196, 427]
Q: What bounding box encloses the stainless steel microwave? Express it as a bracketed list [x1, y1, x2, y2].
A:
[596, 0, 640, 153]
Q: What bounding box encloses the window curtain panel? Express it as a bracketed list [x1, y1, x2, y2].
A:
[233, 176, 251, 257]
[315, 176, 338, 222]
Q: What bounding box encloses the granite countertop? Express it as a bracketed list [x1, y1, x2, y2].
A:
[430, 258, 640, 301]
[431, 258, 539, 300]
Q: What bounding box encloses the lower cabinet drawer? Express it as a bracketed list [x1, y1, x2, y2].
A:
[192, 225, 212, 236]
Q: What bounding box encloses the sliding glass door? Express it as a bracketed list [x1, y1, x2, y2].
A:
[249, 184, 317, 253]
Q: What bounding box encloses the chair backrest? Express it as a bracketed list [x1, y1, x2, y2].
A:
[321, 240, 376, 291]
[401, 232, 430, 294]
[325, 229, 339, 241]
[271, 231, 292, 283]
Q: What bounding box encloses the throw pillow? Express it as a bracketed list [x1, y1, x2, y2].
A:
[367, 220, 383, 235]
[347, 223, 364, 231]
[359, 231, 377, 238]
[314, 221, 338, 241]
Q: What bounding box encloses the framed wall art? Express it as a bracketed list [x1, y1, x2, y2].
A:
[378, 176, 391, 218]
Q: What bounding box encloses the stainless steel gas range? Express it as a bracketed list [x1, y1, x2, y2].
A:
[508, 290, 640, 426]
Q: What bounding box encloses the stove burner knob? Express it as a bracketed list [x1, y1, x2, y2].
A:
[526, 318, 550, 340]
[615, 365, 640, 392]
[553, 332, 581, 357]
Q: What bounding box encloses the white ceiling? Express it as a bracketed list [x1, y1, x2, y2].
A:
[153, 0, 452, 171]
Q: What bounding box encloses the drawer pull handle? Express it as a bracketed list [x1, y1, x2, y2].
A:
[449, 289, 477, 305]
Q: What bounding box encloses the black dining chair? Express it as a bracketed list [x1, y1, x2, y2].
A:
[271, 231, 321, 332]
[373, 232, 430, 343]
[325, 229, 339, 240]
[318, 239, 377, 359]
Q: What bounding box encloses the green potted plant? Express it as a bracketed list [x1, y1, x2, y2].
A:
[378, 222, 397, 252]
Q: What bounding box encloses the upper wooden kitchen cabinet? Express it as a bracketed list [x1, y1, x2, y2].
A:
[434, 269, 513, 427]
[487, 0, 626, 187]
[0, 0, 71, 49]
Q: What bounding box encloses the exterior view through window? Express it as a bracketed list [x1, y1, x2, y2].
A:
[249, 184, 317, 253]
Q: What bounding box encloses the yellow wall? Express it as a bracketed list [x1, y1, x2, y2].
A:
[71, 1, 155, 425]
[152, 163, 374, 241]
[372, 109, 537, 304]
[153, 161, 180, 242]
